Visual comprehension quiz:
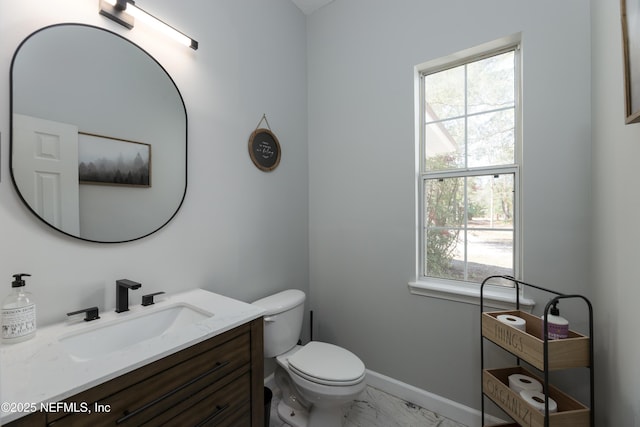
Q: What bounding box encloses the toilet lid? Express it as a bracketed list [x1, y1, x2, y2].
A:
[288, 341, 365, 386]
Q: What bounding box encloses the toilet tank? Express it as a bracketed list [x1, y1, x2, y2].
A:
[252, 289, 305, 358]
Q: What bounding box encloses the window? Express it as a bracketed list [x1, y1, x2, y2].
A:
[418, 43, 521, 288]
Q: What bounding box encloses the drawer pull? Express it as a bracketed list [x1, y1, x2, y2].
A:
[195, 403, 230, 427]
[115, 360, 230, 424]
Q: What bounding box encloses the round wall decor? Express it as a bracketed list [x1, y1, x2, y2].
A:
[248, 128, 281, 172]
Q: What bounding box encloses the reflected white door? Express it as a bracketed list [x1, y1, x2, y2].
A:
[13, 114, 80, 235]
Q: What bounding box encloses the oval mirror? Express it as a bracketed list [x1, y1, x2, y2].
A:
[10, 24, 187, 243]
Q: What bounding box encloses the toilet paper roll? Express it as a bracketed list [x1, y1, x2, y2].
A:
[497, 314, 527, 331]
[520, 390, 558, 414]
[508, 374, 543, 394]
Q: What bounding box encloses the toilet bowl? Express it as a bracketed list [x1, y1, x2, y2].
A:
[252, 290, 367, 427]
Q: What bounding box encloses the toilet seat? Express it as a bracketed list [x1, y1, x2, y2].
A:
[287, 341, 365, 386]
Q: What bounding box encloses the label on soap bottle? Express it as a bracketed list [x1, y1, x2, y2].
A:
[547, 322, 568, 340]
[1, 304, 36, 340]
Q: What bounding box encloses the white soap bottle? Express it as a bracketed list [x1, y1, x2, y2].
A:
[1, 274, 36, 343]
[543, 301, 569, 339]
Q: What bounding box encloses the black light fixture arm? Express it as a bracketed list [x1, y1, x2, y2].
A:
[99, 0, 134, 29]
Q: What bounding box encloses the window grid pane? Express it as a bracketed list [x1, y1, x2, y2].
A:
[467, 108, 515, 168]
[467, 51, 515, 115]
[424, 65, 465, 121]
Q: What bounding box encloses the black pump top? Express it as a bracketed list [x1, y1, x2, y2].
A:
[12, 274, 31, 288]
[550, 301, 560, 316]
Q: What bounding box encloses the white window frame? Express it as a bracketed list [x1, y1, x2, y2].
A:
[409, 34, 534, 309]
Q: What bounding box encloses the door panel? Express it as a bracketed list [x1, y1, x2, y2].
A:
[13, 114, 80, 234]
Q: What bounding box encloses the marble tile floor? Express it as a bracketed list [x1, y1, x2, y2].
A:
[267, 384, 468, 427]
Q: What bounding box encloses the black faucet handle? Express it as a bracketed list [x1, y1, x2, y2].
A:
[142, 292, 166, 306]
[67, 307, 100, 321]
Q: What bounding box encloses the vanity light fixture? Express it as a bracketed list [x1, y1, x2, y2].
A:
[99, 0, 198, 50]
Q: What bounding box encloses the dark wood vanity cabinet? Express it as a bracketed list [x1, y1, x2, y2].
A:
[7, 318, 264, 427]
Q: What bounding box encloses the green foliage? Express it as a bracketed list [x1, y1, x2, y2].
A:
[424, 155, 463, 277]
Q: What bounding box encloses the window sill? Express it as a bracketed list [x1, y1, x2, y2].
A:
[408, 280, 535, 311]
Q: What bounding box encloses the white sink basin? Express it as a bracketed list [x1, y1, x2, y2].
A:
[60, 304, 213, 361]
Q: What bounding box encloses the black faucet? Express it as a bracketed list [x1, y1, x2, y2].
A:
[115, 279, 141, 313]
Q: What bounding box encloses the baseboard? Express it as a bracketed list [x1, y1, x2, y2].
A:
[364, 369, 505, 427]
[264, 370, 505, 426]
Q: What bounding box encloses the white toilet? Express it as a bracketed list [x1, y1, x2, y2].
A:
[253, 289, 367, 427]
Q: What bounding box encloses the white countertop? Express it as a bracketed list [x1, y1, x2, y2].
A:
[0, 289, 265, 424]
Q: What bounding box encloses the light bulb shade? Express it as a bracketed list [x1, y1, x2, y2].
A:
[125, 3, 196, 48]
[99, 0, 198, 50]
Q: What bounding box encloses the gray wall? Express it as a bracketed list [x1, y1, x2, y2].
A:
[0, 0, 309, 325]
[592, 0, 640, 425]
[307, 0, 592, 411]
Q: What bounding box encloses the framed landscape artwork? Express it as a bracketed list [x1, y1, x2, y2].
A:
[78, 133, 151, 187]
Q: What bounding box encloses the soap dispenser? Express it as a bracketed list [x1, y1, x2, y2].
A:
[544, 301, 569, 340]
[1, 274, 36, 343]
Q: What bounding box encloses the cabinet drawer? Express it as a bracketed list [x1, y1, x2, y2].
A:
[155, 371, 251, 426]
[4, 412, 46, 426]
[209, 402, 251, 427]
[49, 332, 250, 426]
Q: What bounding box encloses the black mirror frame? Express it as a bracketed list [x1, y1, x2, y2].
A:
[9, 23, 188, 244]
